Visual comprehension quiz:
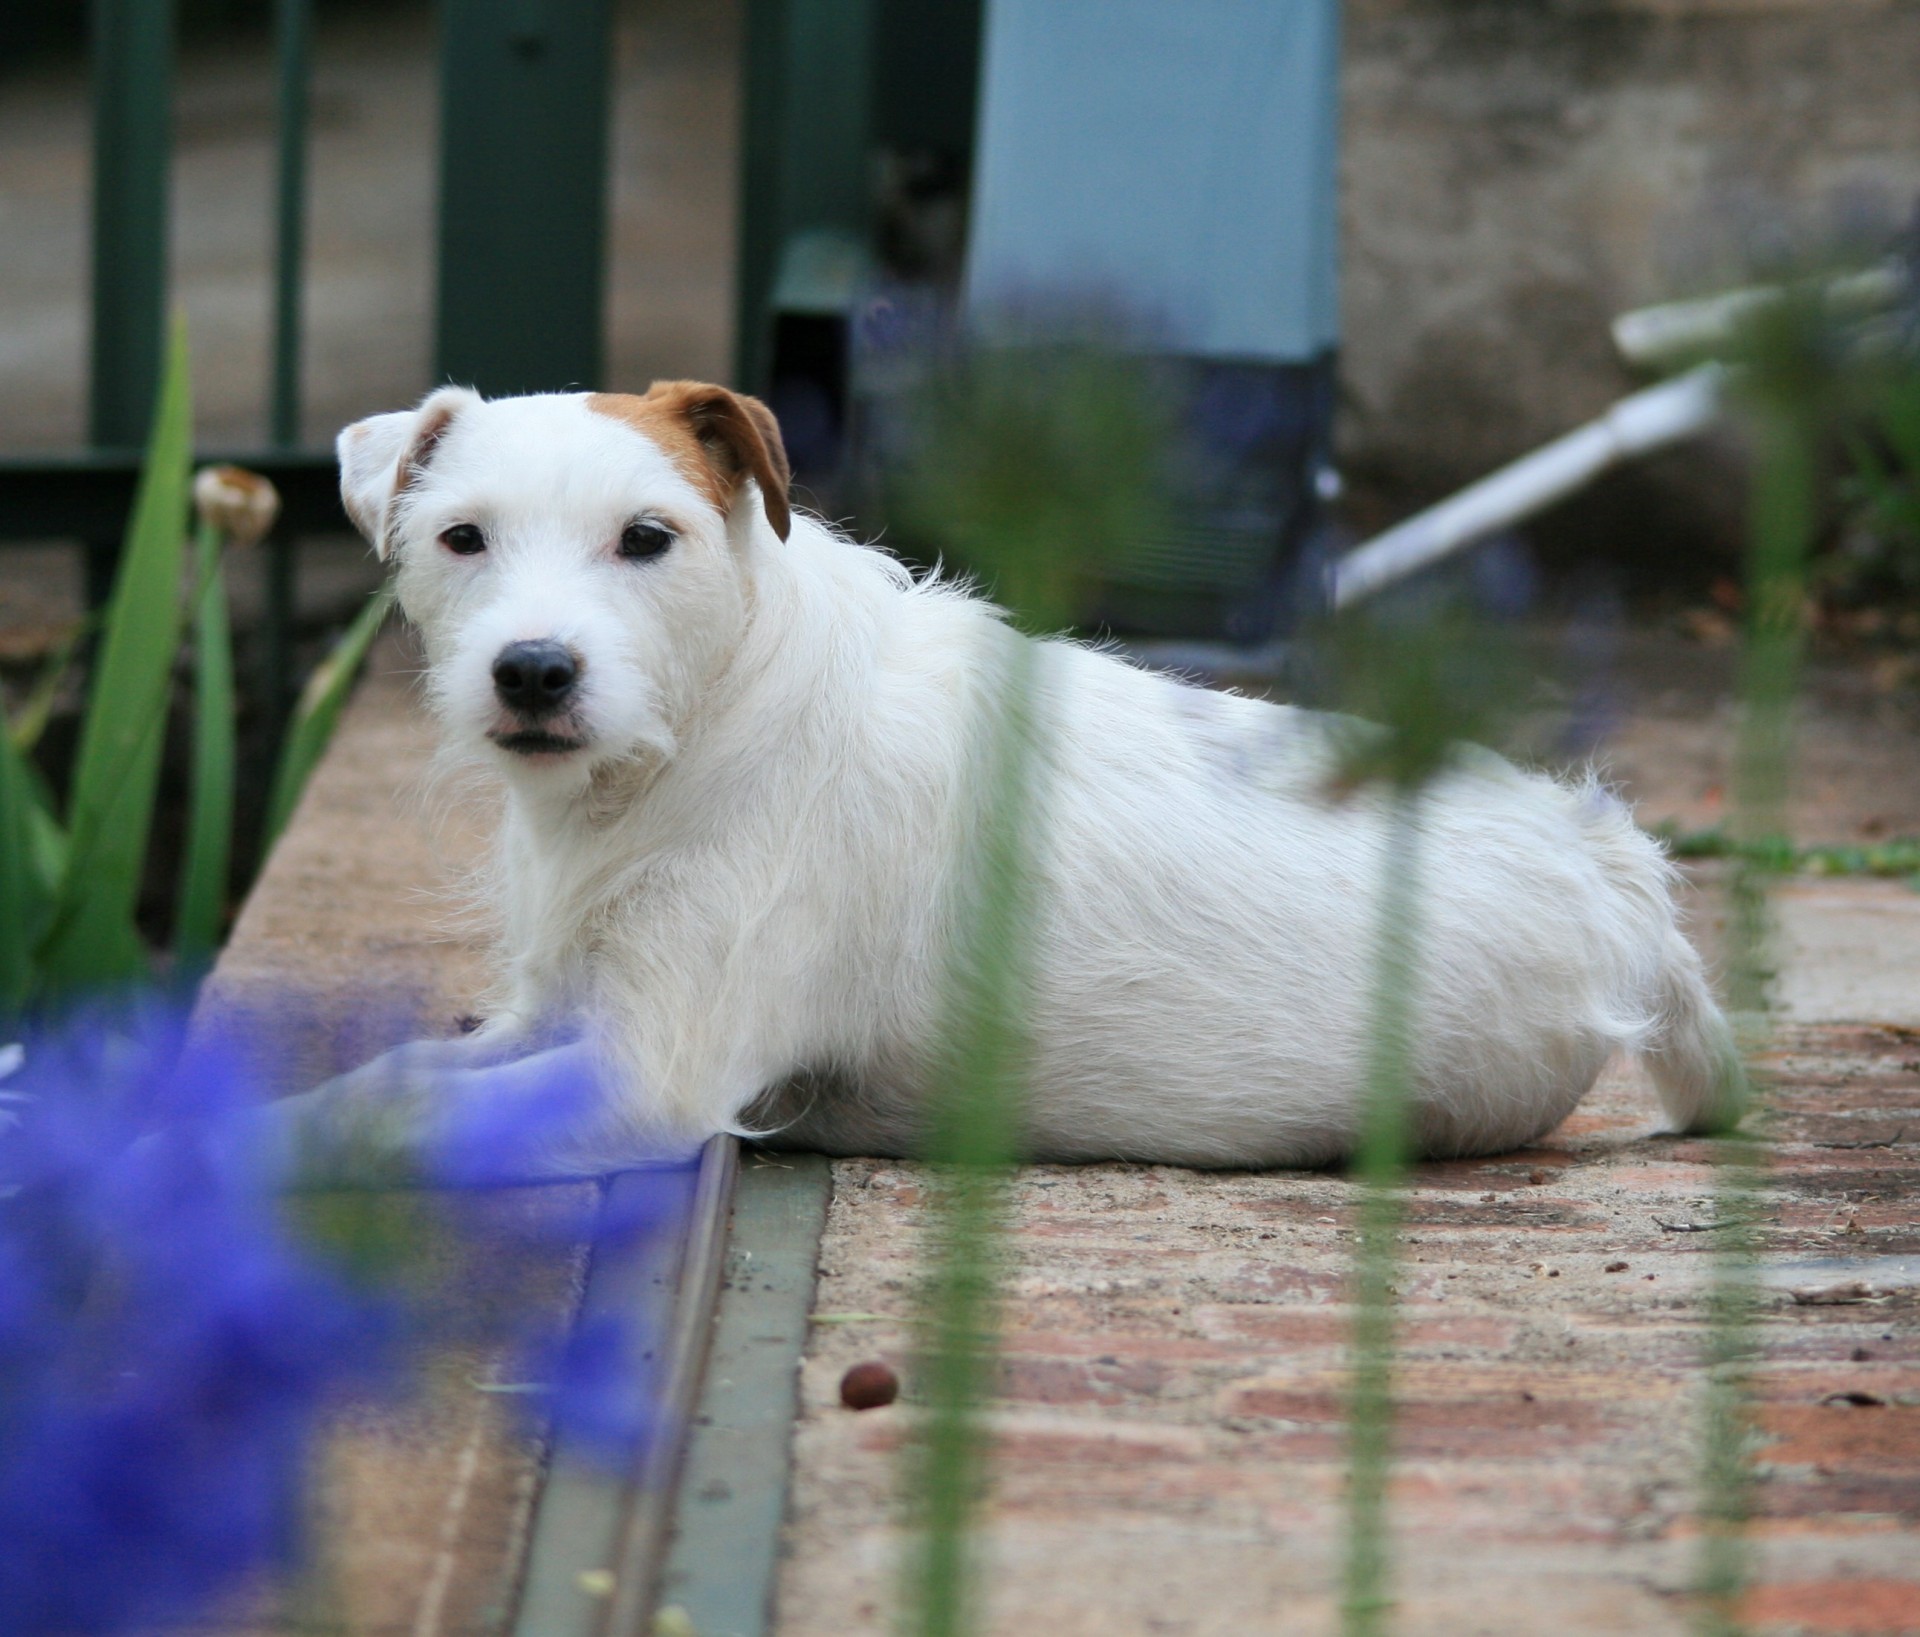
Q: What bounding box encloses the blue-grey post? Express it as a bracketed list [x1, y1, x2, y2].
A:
[964, 0, 1340, 364]
[963, 0, 1342, 639]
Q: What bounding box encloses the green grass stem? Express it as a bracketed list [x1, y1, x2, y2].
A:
[174, 517, 236, 968]
[0, 721, 35, 1020]
[8, 616, 94, 757]
[908, 636, 1041, 1637]
[1693, 390, 1817, 1637]
[1653, 825, 1920, 884]
[1342, 794, 1422, 1637]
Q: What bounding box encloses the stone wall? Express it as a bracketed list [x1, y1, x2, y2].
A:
[1339, 0, 1920, 570]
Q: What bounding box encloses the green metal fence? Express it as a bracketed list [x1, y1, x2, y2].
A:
[0, 0, 622, 735]
[1, 0, 980, 727]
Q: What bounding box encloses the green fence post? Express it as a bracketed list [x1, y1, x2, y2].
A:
[733, 0, 877, 394]
[435, 0, 614, 397]
[270, 0, 311, 450]
[263, 0, 313, 745]
[735, 0, 786, 395]
[87, 0, 175, 609]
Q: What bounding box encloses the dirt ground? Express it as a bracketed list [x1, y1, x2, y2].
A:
[1586, 626, 1920, 846]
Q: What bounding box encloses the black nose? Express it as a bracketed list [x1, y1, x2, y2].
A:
[492, 640, 578, 717]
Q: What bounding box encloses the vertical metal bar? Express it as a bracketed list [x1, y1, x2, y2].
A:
[778, 0, 876, 239]
[509, 1142, 736, 1637]
[733, 0, 788, 394]
[270, 0, 310, 449]
[89, 0, 173, 450]
[732, 0, 877, 396]
[435, 0, 614, 398]
[264, 0, 313, 746]
[87, 0, 176, 608]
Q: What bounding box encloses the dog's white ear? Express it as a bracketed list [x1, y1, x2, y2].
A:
[336, 411, 412, 553]
[336, 386, 482, 558]
[644, 381, 793, 542]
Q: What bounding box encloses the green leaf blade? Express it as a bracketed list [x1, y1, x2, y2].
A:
[0, 725, 37, 1019]
[262, 586, 394, 852]
[38, 318, 195, 994]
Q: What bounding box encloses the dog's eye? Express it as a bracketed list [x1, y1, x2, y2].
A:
[618, 520, 674, 561]
[439, 523, 487, 556]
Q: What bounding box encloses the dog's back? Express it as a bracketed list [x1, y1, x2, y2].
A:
[734, 523, 1741, 1166]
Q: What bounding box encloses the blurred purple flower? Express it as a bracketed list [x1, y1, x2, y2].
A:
[1466, 532, 1538, 622]
[0, 999, 688, 1631]
[422, 1043, 695, 1245]
[524, 1309, 661, 1467]
[423, 1047, 609, 1193]
[425, 1073, 696, 1470]
[0, 1000, 389, 1636]
[1558, 575, 1626, 759]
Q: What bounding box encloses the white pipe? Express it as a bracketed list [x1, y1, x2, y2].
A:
[1330, 363, 1726, 610]
[1612, 264, 1902, 373]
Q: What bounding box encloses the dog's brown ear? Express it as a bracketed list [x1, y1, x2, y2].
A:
[336, 386, 479, 559]
[646, 381, 792, 542]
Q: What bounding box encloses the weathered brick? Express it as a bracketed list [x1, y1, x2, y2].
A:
[1756, 1404, 1920, 1470]
[1742, 1577, 1920, 1633]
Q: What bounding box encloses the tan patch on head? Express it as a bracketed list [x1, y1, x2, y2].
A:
[587, 381, 792, 541]
[587, 391, 729, 513]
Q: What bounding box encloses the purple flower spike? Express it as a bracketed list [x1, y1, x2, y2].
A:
[0, 1000, 388, 1637]
[0, 996, 682, 1627]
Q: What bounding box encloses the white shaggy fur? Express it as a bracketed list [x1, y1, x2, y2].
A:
[302, 382, 1743, 1177]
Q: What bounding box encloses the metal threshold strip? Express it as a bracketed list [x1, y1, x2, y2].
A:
[512, 1138, 833, 1637]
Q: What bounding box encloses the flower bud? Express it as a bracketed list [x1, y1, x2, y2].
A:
[193, 465, 281, 547]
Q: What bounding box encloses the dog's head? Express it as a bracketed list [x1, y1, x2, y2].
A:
[337, 382, 790, 787]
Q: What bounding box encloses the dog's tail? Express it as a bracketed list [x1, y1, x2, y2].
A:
[1578, 777, 1748, 1134]
[1642, 932, 1748, 1133]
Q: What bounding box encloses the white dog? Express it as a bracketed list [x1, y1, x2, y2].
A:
[293, 379, 1741, 1178]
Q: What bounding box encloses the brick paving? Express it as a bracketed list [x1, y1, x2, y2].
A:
[778, 1007, 1920, 1636]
